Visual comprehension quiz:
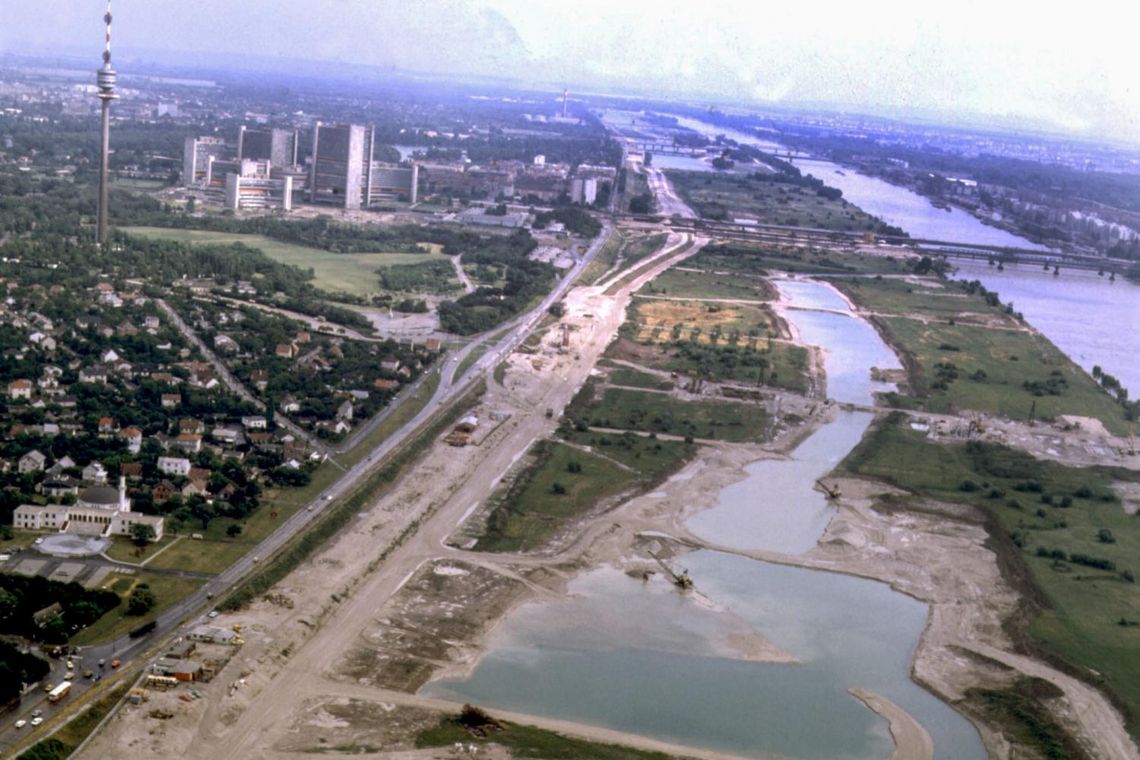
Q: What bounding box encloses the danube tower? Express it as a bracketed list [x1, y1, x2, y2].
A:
[95, 1, 117, 247]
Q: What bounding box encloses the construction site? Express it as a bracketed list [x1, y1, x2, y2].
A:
[70, 224, 1140, 760]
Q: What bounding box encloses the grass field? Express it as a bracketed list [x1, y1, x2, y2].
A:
[71, 571, 204, 645]
[568, 382, 770, 442]
[836, 276, 1021, 325]
[691, 244, 911, 276]
[474, 432, 692, 553]
[124, 226, 451, 299]
[604, 364, 674, 391]
[844, 413, 1140, 737]
[832, 275, 1130, 433]
[878, 317, 1127, 433]
[641, 267, 776, 301]
[473, 440, 639, 552]
[581, 228, 625, 285]
[667, 170, 889, 231]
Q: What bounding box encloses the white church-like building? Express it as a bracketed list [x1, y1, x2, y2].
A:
[13, 476, 164, 539]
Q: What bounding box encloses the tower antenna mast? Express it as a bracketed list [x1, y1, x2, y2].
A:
[96, 0, 118, 247]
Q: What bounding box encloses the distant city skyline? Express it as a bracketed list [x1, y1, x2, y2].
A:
[2, 0, 1136, 144]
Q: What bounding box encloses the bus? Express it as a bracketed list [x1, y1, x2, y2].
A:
[47, 681, 72, 703]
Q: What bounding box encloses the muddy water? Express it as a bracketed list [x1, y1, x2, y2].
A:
[422, 279, 985, 758]
[425, 555, 984, 759]
[687, 410, 873, 554]
[687, 279, 899, 554]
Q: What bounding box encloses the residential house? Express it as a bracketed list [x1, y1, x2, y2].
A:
[160, 393, 181, 408]
[336, 400, 354, 421]
[152, 480, 176, 503]
[379, 356, 401, 372]
[97, 417, 119, 434]
[241, 416, 268, 430]
[45, 456, 76, 477]
[82, 461, 108, 484]
[157, 456, 192, 477]
[78, 365, 109, 384]
[174, 433, 202, 454]
[119, 427, 143, 454]
[178, 418, 205, 435]
[41, 476, 81, 498]
[213, 334, 238, 354]
[7, 379, 32, 400]
[211, 427, 242, 446]
[275, 343, 296, 359]
[120, 462, 143, 480]
[250, 369, 269, 391]
[18, 450, 46, 473]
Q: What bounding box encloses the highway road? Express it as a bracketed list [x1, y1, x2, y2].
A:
[0, 220, 611, 756]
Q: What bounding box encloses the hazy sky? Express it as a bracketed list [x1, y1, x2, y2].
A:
[2, 0, 1136, 141]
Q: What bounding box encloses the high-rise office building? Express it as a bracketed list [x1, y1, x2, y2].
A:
[238, 126, 299, 168]
[308, 123, 373, 210]
[183, 136, 229, 187]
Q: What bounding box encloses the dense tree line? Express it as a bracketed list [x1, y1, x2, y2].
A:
[532, 206, 602, 237]
[0, 574, 120, 644]
[438, 230, 552, 334]
[0, 641, 50, 705]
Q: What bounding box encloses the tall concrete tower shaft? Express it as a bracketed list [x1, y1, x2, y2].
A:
[96, 1, 118, 247]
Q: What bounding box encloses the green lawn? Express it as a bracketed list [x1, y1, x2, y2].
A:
[835, 276, 1021, 325]
[877, 316, 1128, 433]
[475, 433, 693, 553]
[844, 414, 1140, 737]
[71, 572, 204, 645]
[123, 226, 452, 299]
[568, 383, 770, 442]
[642, 267, 776, 301]
[691, 244, 911, 276]
[604, 365, 674, 391]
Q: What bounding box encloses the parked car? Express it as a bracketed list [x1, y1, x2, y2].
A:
[14, 719, 26, 729]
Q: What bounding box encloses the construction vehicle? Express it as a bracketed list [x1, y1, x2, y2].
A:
[816, 480, 841, 499]
[648, 550, 694, 590]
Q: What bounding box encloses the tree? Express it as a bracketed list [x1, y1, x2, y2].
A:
[226, 524, 242, 538]
[126, 585, 156, 616]
[129, 522, 156, 548]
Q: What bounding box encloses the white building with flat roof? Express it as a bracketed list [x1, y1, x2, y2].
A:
[13, 477, 163, 539]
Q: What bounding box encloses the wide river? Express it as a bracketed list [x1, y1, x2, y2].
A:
[670, 114, 1136, 394]
[425, 280, 985, 759]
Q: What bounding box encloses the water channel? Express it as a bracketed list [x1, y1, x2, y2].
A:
[424, 280, 985, 759]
